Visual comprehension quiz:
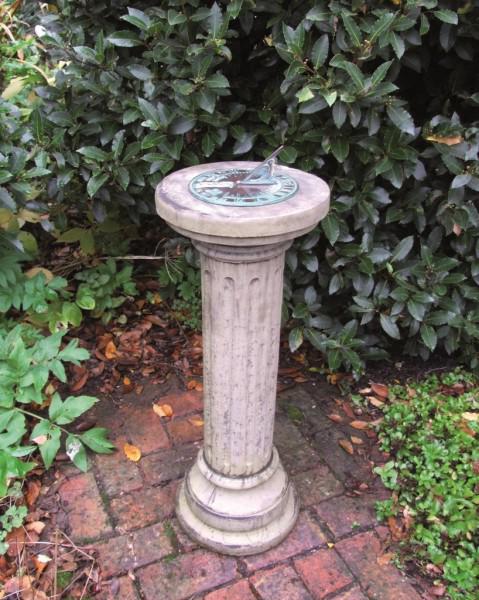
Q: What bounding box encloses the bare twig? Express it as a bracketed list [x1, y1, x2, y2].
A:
[53, 528, 59, 600]
[79, 562, 95, 600]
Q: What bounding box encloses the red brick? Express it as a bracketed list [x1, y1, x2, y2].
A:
[138, 550, 237, 600]
[314, 494, 378, 539]
[110, 482, 176, 532]
[204, 579, 256, 600]
[335, 531, 422, 600]
[123, 407, 171, 454]
[140, 443, 198, 486]
[292, 465, 343, 506]
[250, 565, 313, 600]
[104, 576, 139, 599]
[156, 390, 203, 416]
[58, 473, 112, 541]
[243, 512, 326, 572]
[95, 450, 143, 498]
[330, 587, 367, 600]
[294, 549, 354, 599]
[167, 417, 204, 444]
[95, 522, 175, 578]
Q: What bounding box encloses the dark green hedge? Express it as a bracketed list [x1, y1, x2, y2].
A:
[7, 0, 479, 373]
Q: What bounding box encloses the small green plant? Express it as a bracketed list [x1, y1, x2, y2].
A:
[0, 323, 115, 553]
[158, 247, 202, 331]
[375, 370, 479, 600]
[75, 259, 137, 323]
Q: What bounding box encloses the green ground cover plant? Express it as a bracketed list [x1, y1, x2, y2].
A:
[376, 370, 479, 599]
[20, 0, 478, 375]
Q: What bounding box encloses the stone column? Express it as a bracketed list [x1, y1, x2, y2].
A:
[156, 161, 329, 555]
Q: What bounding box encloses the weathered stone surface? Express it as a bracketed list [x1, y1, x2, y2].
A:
[330, 587, 368, 600]
[294, 549, 354, 599]
[335, 531, 422, 600]
[156, 390, 203, 416]
[95, 522, 175, 578]
[104, 576, 139, 600]
[203, 579, 256, 600]
[58, 473, 112, 541]
[140, 444, 199, 485]
[137, 550, 238, 600]
[110, 483, 176, 532]
[314, 494, 378, 539]
[292, 465, 344, 506]
[95, 450, 143, 498]
[243, 512, 326, 572]
[167, 417, 204, 445]
[250, 565, 313, 600]
[274, 416, 320, 474]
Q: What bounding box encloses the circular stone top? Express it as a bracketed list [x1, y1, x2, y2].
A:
[155, 161, 330, 246]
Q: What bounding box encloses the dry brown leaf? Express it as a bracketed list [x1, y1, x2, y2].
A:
[123, 443, 141, 462]
[368, 396, 385, 409]
[431, 584, 446, 597]
[6, 527, 25, 557]
[25, 479, 41, 508]
[4, 575, 33, 595]
[194, 381, 204, 391]
[24, 267, 54, 281]
[25, 521, 45, 535]
[22, 590, 48, 600]
[376, 552, 395, 566]
[152, 403, 173, 418]
[294, 376, 308, 383]
[105, 341, 118, 360]
[188, 417, 204, 427]
[32, 554, 51, 576]
[350, 420, 369, 430]
[462, 412, 478, 422]
[358, 387, 372, 395]
[370, 382, 389, 399]
[338, 438, 354, 455]
[327, 413, 343, 424]
[426, 134, 463, 146]
[350, 436, 363, 445]
[388, 516, 406, 541]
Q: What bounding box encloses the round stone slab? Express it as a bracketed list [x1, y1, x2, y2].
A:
[156, 161, 330, 246]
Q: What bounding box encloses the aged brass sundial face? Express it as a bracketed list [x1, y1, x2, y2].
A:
[189, 146, 298, 207]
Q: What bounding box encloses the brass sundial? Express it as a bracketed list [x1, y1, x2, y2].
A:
[189, 146, 298, 207]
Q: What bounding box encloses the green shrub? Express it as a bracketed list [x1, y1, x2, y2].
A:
[25, 1, 479, 373]
[375, 370, 479, 600]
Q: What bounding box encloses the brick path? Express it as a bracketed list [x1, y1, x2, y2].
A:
[55, 380, 426, 600]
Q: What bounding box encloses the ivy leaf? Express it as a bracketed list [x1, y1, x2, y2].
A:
[321, 213, 340, 244]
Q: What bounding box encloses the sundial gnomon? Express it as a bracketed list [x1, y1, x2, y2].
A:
[189, 146, 298, 207]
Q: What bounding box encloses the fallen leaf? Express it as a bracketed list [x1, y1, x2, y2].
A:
[350, 420, 369, 430]
[370, 382, 389, 399]
[194, 381, 203, 391]
[33, 553, 51, 575]
[326, 542, 335, 549]
[462, 412, 478, 422]
[188, 417, 204, 427]
[152, 403, 173, 418]
[6, 527, 25, 557]
[328, 413, 343, 424]
[368, 396, 385, 409]
[294, 376, 308, 383]
[24, 267, 54, 281]
[22, 591, 48, 600]
[387, 516, 406, 541]
[25, 521, 45, 535]
[135, 384, 144, 395]
[426, 134, 463, 145]
[350, 436, 363, 445]
[123, 376, 134, 392]
[376, 552, 394, 566]
[338, 439, 354, 455]
[358, 387, 372, 395]
[4, 575, 33, 595]
[105, 341, 118, 360]
[453, 223, 462, 236]
[123, 443, 141, 462]
[431, 584, 446, 597]
[70, 368, 88, 392]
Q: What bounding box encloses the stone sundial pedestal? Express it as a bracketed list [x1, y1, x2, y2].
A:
[155, 156, 329, 556]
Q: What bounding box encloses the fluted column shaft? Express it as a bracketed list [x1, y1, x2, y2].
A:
[195, 241, 291, 478]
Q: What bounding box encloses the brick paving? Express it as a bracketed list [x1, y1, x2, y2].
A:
[54, 382, 427, 599]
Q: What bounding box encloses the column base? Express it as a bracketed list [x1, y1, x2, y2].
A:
[176, 448, 299, 556]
